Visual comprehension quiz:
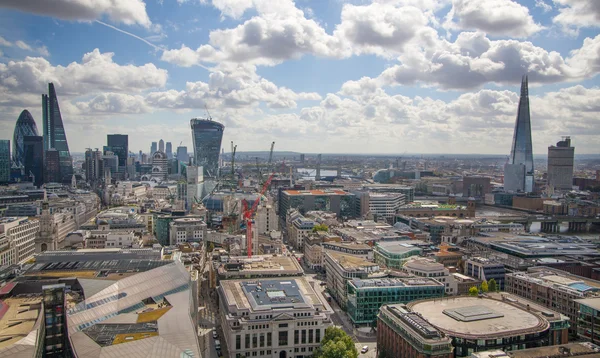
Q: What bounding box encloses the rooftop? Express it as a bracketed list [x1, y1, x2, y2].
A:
[350, 277, 443, 289]
[326, 251, 379, 271]
[408, 296, 549, 339]
[0, 296, 42, 350]
[380, 304, 451, 345]
[376, 240, 424, 254]
[510, 267, 600, 297]
[218, 255, 303, 277]
[284, 189, 350, 196]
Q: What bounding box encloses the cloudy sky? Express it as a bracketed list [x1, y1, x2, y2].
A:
[0, 0, 598, 155]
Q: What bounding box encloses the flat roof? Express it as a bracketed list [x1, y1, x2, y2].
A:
[350, 277, 443, 289]
[284, 189, 349, 196]
[575, 298, 600, 311]
[409, 296, 548, 339]
[376, 241, 423, 254]
[326, 251, 378, 270]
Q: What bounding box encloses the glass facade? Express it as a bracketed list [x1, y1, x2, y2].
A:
[12, 109, 39, 167]
[506, 75, 534, 192]
[23, 136, 44, 187]
[107, 134, 129, 169]
[190, 118, 224, 178]
[0, 140, 10, 183]
[43, 83, 73, 180]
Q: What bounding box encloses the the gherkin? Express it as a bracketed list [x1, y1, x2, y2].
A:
[12, 110, 39, 166]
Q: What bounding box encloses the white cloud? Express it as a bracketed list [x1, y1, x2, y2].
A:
[444, 0, 543, 38]
[14, 41, 32, 51]
[0, 37, 11, 47]
[566, 35, 600, 78]
[0, 38, 49, 56]
[0, 48, 168, 96]
[535, 0, 552, 12]
[75, 93, 151, 114]
[0, 0, 152, 28]
[552, 0, 600, 35]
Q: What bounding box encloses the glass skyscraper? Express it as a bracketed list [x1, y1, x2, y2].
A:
[23, 136, 44, 187]
[106, 134, 128, 169]
[0, 140, 10, 183]
[190, 118, 224, 178]
[505, 75, 534, 192]
[43, 83, 73, 180]
[12, 109, 39, 167]
[151, 142, 157, 154]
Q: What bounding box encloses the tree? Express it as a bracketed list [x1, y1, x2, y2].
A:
[468, 286, 479, 296]
[481, 280, 489, 293]
[207, 242, 215, 253]
[488, 278, 497, 292]
[313, 327, 358, 358]
[313, 224, 329, 232]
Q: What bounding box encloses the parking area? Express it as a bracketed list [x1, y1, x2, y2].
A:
[355, 343, 377, 358]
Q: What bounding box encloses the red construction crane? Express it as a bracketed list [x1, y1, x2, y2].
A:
[242, 172, 275, 257]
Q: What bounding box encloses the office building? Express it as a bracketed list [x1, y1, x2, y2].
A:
[158, 139, 165, 153]
[548, 136, 575, 191]
[84, 148, 103, 184]
[347, 277, 445, 325]
[279, 189, 357, 222]
[465, 257, 506, 289]
[463, 176, 492, 198]
[373, 241, 422, 269]
[256, 203, 278, 235]
[176, 146, 188, 163]
[368, 192, 406, 221]
[218, 277, 333, 358]
[216, 255, 304, 282]
[576, 297, 600, 342]
[106, 134, 128, 174]
[288, 212, 315, 250]
[377, 304, 453, 358]
[504, 75, 534, 193]
[190, 118, 224, 178]
[44, 148, 61, 183]
[42, 82, 73, 179]
[165, 141, 173, 159]
[404, 257, 455, 295]
[0, 217, 39, 264]
[506, 267, 600, 334]
[169, 217, 207, 245]
[0, 140, 10, 183]
[324, 251, 381, 310]
[408, 296, 558, 357]
[12, 109, 39, 167]
[151, 141, 157, 154]
[471, 343, 600, 358]
[23, 136, 44, 186]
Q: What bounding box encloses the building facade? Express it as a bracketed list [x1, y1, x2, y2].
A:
[23, 135, 44, 187]
[465, 257, 506, 289]
[279, 190, 357, 222]
[42, 82, 73, 180]
[106, 134, 128, 177]
[12, 109, 39, 167]
[374, 241, 422, 269]
[169, 217, 207, 245]
[0, 140, 11, 183]
[190, 118, 224, 178]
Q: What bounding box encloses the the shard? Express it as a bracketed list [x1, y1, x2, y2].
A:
[43, 83, 73, 179]
[504, 75, 534, 192]
[12, 110, 39, 166]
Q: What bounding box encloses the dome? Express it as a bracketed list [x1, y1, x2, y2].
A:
[12, 110, 39, 166]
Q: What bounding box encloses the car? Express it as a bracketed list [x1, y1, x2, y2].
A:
[361, 346, 369, 353]
[319, 282, 327, 286]
[212, 328, 218, 339]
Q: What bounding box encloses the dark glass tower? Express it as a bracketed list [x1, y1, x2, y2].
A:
[43, 83, 73, 179]
[12, 110, 39, 167]
[106, 134, 128, 169]
[0, 140, 10, 183]
[505, 75, 534, 192]
[190, 118, 224, 178]
[166, 141, 173, 159]
[23, 136, 44, 187]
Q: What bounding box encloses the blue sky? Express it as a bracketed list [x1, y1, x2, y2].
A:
[0, 0, 598, 155]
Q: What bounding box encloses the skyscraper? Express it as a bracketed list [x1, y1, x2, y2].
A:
[151, 142, 157, 154]
[166, 142, 173, 159]
[504, 75, 534, 193]
[190, 118, 224, 178]
[548, 137, 575, 191]
[176, 146, 189, 163]
[42, 83, 72, 179]
[12, 110, 39, 167]
[0, 140, 10, 183]
[44, 149, 61, 183]
[23, 136, 44, 187]
[106, 134, 128, 176]
[159, 139, 165, 153]
[85, 148, 104, 185]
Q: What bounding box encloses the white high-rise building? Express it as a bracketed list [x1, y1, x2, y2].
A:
[548, 136, 574, 191]
[255, 203, 278, 235]
[0, 217, 39, 264]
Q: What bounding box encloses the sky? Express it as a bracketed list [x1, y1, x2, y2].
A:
[0, 0, 598, 155]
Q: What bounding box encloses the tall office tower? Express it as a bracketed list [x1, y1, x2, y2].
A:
[138, 150, 143, 162]
[23, 136, 44, 187]
[102, 151, 119, 179]
[166, 141, 173, 159]
[84, 148, 103, 184]
[159, 139, 165, 153]
[504, 75, 534, 193]
[42, 83, 73, 179]
[548, 137, 575, 191]
[12, 110, 39, 167]
[0, 140, 10, 183]
[106, 134, 128, 176]
[44, 149, 61, 183]
[151, 141, 157, 154]
[176, 146, 189, 163]
[190, 118, 224, 178]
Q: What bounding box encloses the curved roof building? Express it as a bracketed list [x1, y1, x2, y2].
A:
[190, 118, 224, 179]
[12, 110, 39, 166]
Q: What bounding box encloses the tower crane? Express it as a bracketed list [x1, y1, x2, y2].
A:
[268, 141, 275, 169]
[242, 171, 275, 258]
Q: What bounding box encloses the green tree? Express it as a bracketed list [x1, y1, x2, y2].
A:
[314, 327, 358, 358]
[481, 280, 489, 293]
[468, 286, 479, 296]
[312, 224, 329, 232]
[488, 278, 497, 292]
[207, 242, 215, 253]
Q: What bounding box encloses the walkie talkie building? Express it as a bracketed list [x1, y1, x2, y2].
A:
[190, 118, 224, 179]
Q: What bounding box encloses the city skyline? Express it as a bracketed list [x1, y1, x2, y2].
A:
[0, 1, 599, 155]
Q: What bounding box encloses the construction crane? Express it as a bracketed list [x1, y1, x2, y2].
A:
[242, 171, 275, 258]
[231, 144, 237, 186]
[256, 157, 261, 184]
[268, 141, 275, 170]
